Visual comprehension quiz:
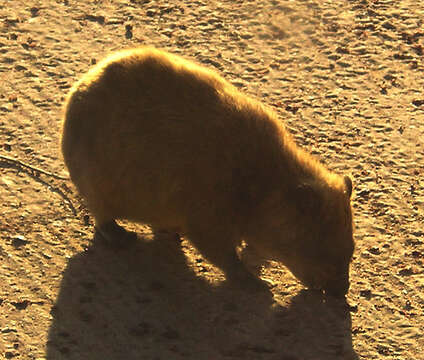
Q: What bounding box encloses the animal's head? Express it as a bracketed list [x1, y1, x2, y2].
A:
[253, 175, 354, 297]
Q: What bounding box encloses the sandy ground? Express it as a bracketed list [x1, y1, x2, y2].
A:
[0, 0, 423, 359]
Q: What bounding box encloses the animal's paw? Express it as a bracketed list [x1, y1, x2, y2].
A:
[94, 221, 138, 249]
[227, 267, 272, 293]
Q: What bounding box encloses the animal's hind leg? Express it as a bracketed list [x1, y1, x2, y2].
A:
[92, 212, 137, 248]
[71, 170, 137, 247]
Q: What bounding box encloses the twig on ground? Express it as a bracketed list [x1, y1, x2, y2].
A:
[0, 154, 68, 180]
[0, 154, 77, 215]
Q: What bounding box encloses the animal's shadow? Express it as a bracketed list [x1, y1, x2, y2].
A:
[46, 232, 358, 359]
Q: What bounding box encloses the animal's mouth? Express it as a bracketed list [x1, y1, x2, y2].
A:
[301, 274, 349, 297]
[298, 275, 324, 292]
[286, 261, 350, 297]
[322, 275, 350, 297]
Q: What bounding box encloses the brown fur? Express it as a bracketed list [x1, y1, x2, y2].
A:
[61, 47, 354, 295]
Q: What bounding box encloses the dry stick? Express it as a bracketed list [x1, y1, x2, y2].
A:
[0, 154, 77, 216]
[30, 173, 78, 216]
[0, 154, 68, 180]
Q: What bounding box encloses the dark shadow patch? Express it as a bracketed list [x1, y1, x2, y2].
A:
[46, 233, 357, 359]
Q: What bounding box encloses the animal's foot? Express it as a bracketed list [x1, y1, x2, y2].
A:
[227, 267, 272, 293]
[95, 221, 137, 249]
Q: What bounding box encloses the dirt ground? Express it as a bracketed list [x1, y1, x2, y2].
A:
[0, 0, 423, 359]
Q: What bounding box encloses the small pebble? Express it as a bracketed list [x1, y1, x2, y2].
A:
[11, 235, 28, 248]
[125, 24, 133, 39]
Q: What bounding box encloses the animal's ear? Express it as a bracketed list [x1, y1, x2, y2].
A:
[295, 182, 321, 214]
[344, 175, 353, 198]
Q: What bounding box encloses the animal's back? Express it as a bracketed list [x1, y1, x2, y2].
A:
[62, 48, 286, 229]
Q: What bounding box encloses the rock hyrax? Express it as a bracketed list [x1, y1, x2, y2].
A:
[62, 47, 354, 296]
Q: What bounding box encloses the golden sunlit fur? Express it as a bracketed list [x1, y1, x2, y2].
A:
[62, 47, 354, 295]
